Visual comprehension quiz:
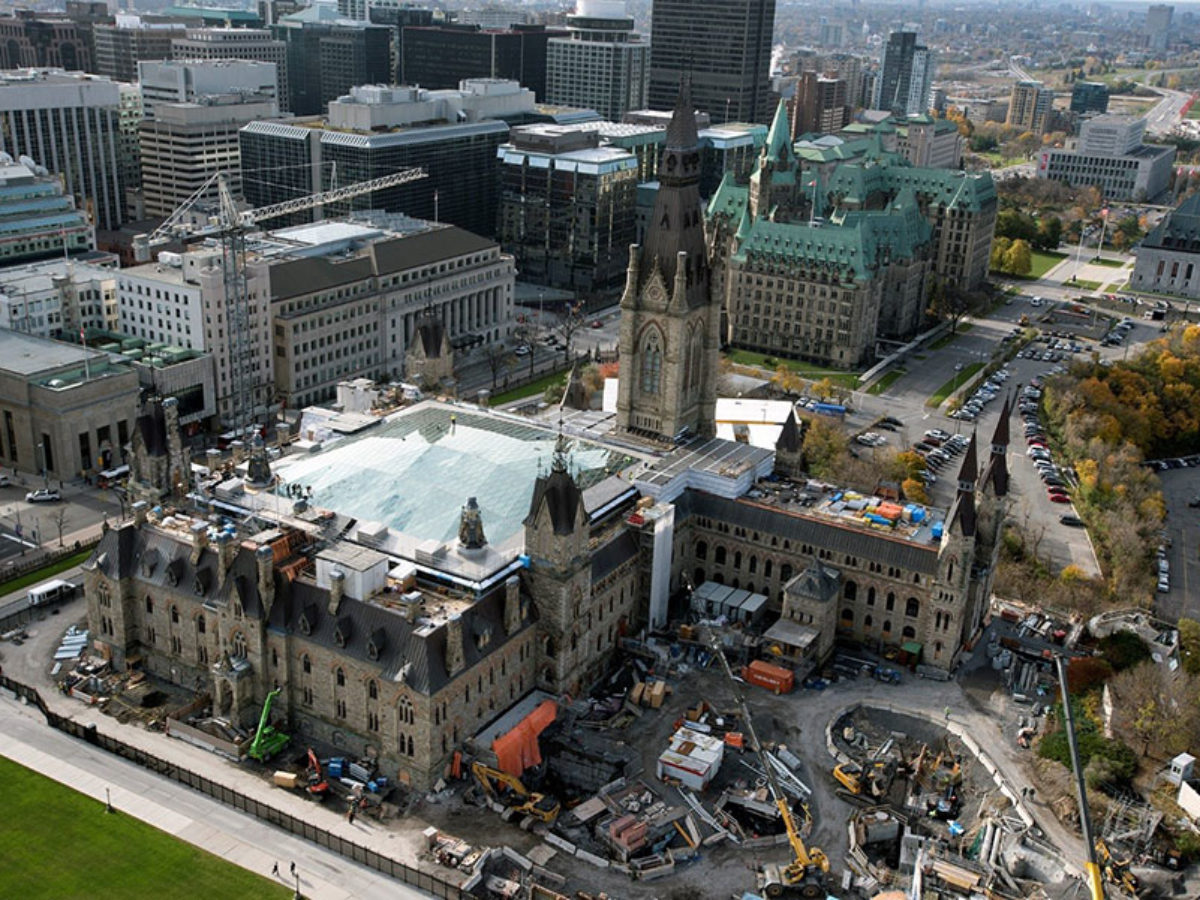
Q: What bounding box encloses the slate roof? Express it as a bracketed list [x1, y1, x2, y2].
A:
[787, 561, 841, 603]
[1141, 193, 1200, 253]
[676, 490, 940, 575]
[590, 530, 639, 582]
[777, 409, 803, 452]
[826, 160, 995, 213]
[525, 466, 583, 535]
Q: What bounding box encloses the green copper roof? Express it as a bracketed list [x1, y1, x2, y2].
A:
[733, 217, 877, 281]
[826, 161, 995, 213]
[765, 100, 794, 163]
[707, 172, 749, 220]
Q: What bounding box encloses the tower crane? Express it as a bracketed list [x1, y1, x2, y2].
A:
[132, 167, 427, 431]
[710, 637, 828, 898]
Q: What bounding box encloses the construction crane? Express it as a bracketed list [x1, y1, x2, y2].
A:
[132, 166, 427, 432]
[710, 638, 828, 899]
[1054, 654, 1107, 900]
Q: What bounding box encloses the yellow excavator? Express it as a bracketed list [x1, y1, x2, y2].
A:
[711, 641, 828, 899]
[832, 760, 891, 803]
[470, 762, 560, 824]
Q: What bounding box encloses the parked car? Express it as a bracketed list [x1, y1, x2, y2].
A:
[25, 488, 60, 503]
[1059, 515, 1085, 527]
[1048, 492, 1070, 504]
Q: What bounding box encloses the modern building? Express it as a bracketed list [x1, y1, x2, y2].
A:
[262, 219, 515, 407]
[698, 122, 768, 199]
[873, 30, 934, 117]
[790, 71, 850, 138]
[497, 124, 638, 293]
[0, 328, 138, 478]
[0, 8, 102, 72]
[1070, 81, 1109, 116]
[170, 28, 290, 112]
[0, 157, 95, 267]
[400, 24, 564, 99]
[116, 84, 144, 221]
[457, 5, 529, 29]
[1006, 81, 1054, 135]
[819, 20, 843, 48]
[138, 59, 279, 120]
[886, 115, 963, 169]
[816, 54, 866, 110]
[648, 0, 776, 125]
[0, 69, 124, 233]
[544, 1, 648, 122]
[0, 255, 116, 339]
[140, 96, 279, 219]
[364, 4, 434, 82]
[1131, 193, 1200, 300]
[93, 15, 187, 83]
[240, 80, 533, 237]
[1036, 115, 1175, 202]
[1145, 4, 1173, 53]
[273, 16, 391, 115]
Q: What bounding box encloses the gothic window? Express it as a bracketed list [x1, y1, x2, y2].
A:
[886, 592, 895, 611]
[780, 563, 793, 583]
[230, 631, 247, 659]
[748, 556, 757, 575]
[734, 551, 742, 570]
[686, 326, 703, 394]
[639, 328, 663, 395]
[883, 620, 892, 634]
[902, 625, 917, 639]
[764, 559, 772, 578]
[715, 546, 727, 565]
[905, 597, 920, 618]
[695, 540, 707, 560]
[336, 699, 347, 719]
[335, 667, 345, 687]
[145, 596, 154, 614]
[867, 587, 876, 606]
[368, 680, 378, 700]
[170, 605, 179, 624]
[196, 616, 206, 634]
[841, 608, 854, 625]
[864, 615, 873, 628]
[844, 581, 857, 601]
[694, 567, 705, 585]
[302, 654, 311, 674]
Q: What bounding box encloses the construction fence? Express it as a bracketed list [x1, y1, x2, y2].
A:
[0, 674, 465, 900]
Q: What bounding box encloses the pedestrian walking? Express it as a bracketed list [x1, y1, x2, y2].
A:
[272, 862, 280, 877]
[289, 861, 296, 877]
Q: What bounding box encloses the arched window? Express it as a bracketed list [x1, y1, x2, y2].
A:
[335, 667, 345, 687]
[170, 605, 179, 624]
[864, 615, 873, 628]
[230, 630, 247, 659]
[545, 636, 556, 659]
[639, 328, 663, 395]
[886, 592, 895, 611]
[196, 616, 206, 634]
[368, 680, 378, 700]
[780, 563, 793, 583]
[694, 567, 705, 586]
[764, 559, 772, 578]
[748, 556, 757, 574]
[734, 551, 742, 570]
[844, 580, 857, 601]
[867, 586, 876, 606]
[302, 654, 311, 674]
[905, 597, 920, 618]
[695, 540, 707, 560]
[883, 620, 892, 634]
[902, 625, 917, 639]
[686, 327, 703, 394]
[715, 546, 727, 565]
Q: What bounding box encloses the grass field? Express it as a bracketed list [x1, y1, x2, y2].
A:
[1029, 250, 1068, 279]
[0, 757, 290, 900]
[867, 368, 906, 395]
[724, 349, 861, 388]
[489, 371, 566, 406]
[1187, 106, 1200, 120]
[1074, 279, 1103, 291]
[0, 549, 92, 598]
[927, 363, 984, 408]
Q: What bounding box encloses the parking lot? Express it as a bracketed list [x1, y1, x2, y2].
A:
[0, 476, 122, 579]
[1150, 462, 1200, 622]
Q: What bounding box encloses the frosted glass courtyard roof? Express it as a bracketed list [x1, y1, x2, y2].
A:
[276, 404, 635, 546]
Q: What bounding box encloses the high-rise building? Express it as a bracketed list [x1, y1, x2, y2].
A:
[0, 69, 124, 233]
[1145, 4, 1173, 52]
[1070, 81, 1109, 116]
[497, 124, 638, 292]
[1006, 81, 1054, 135]
[140, 97, 278, 219]
[873, 30, 935, 117]
[545, 1, 648, 122]
[138, 59, 280, 120]
[0, 157, 95, 269]
[171, 29, 290, 113]
[818, 20, 843, 48]
[457, 5, 529, 29]
[273, 17, 392, 116]
[648, 0, 776, 125]
[789, 71, 849, 138]
[365, 4, 434, 82]
[0, 8, 102, 72]
[400, 25, 564, 99]
[94, 15, 187, 83]
[240, 80, 535, 237]
[815, 53, 866, 109]
[116, 83, 143, 220]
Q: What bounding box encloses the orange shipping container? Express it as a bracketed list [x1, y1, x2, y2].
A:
[741, 660, 794, 694]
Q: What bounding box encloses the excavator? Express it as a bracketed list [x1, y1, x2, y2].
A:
[305, 748, 330, 799]
[470, 762, 560, 824]
[711, 641, 828, 899]
[246, 687, 289, 762]
[833, 760, 891, 804]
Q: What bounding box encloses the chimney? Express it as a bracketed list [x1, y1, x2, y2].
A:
[445, 614, 465, 677]
[206, 448, 222, 474]
[230, 440, 245, 465]
[189, 521, 208, 565]
[132, 500, 149, 526]
[256, 544, 275, 615]
[216, 531, 236, 587]
[504, 575, 522, 635]
[328, 569, 345, 616]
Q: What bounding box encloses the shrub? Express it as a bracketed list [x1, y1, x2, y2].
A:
[1098, 631, 1151, 672]
[1066, 656, 1114, 694]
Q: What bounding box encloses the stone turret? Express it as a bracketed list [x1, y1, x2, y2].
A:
[256, 545, 275, 616]
[189, 521, 208, 565]
[328, 569, 344, 616]
[504, 575, 522, 635]
[458, 497, 487, 551]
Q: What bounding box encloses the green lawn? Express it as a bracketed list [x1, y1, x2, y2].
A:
[1074, 279, 1103, 291]
[0, 757, 291, 900]
[929, 322, 973, 351]
[489, 371, 566, 406]
[927, 363, 984, 408]
[1103, 282, 1126, 293]
[1029, 250, 1068, 279]
[0, 549, 92, 598]
[724, 349, 861, 388]
[867, 368, 906, 395]
[1088, 257, 1126, 268]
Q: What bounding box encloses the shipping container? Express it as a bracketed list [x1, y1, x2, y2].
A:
[741, 659, 794, 694]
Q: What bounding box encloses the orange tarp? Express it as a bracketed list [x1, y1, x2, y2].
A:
[492, 699, 557, 777]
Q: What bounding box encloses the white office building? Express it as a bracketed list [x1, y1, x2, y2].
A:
[1035, 115, 1175, 202]
[0, 257, 118, 340]
[545, 1, 649, 122]
[171, 29, 290, 113]
[138, 59, 280, 120]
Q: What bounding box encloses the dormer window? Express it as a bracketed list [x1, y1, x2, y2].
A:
[334, 616, 352, 648]
[298, 603, 318, 636]
[367, 627, 386, 661]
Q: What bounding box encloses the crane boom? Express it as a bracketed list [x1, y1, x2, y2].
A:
[709, 638, 827, 898]
[1054, 655, 1106, 900]
[133, 166, 428, 262]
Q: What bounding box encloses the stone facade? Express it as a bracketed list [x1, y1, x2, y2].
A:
[1131, 193, 1200, 300]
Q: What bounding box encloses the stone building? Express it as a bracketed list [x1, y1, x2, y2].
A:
[1131, 192, 1200, 300]
[403, 311, 454, 391]
[126, 395, 188, 504]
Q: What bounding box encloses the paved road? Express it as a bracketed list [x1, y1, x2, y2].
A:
[1154, 466, 1200, 623]
[1140, 83, 1192, 135]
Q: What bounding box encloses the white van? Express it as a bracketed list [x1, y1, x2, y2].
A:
[27, 579, 79, 607]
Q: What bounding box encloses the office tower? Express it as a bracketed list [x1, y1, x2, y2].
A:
[545, 1, 648, 121]
[94, 16, 187, 83]
[171, 29, 289, 112]
[1070, 81, 1109, 116]
[790, 71, 849, 138]
[0, 157, 95, 268]
[400, 24, 564, 98]
[457, 5, 529, 29]
[1145, 4, 1173, 52]
[365, 5, 433, 82]
[498, 124, 638, 292]
[273, 18, 391, 116]
[816, 53, 865, 109]
[1006, 81, 1054, 135]
[138, 59, 279, 120]
[1037, 115, 1174, 202]
[240, 80, 534, 237]
[873, 30, 935, 117]
[116, 83, 143, 220]
[648, 0, 776, 125]
[819, 20, 843, 48]
[0, 70, 124, 233]
[0, 9, 101, 72]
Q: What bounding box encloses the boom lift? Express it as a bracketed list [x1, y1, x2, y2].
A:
[470, 762, 560, 824]
[247, 687, 289, 762]
[711, 641, 828, 899]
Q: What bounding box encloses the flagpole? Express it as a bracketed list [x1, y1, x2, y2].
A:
[1096, 206, 1109, 263]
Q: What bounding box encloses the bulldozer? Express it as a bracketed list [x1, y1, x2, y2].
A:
[470, 762, 560, 824]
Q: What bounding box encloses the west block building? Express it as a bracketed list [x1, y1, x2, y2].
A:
[1131, 193, 1200, 300]
[83, 86, 1006, 793]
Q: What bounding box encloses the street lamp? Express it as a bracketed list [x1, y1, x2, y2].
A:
[293, 870, 301, 900]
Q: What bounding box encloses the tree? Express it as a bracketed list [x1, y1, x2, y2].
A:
[1035, 216, 1063, 252]
[990, 236, 1012, 272]
[1179, 618, 1200, 675]
[800, 416, 849, 480]
[1002, 239, 1033, 277]
[53, 507, 68, 548]
[484, 343, 513, 390]
[554, 301, 587, 364]
[771, 363, 803, 397]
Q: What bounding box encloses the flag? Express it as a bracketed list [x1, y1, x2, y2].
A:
[1100, 207, 1109, 219]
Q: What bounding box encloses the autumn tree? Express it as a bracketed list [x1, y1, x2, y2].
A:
[800, 415, 849, 480]
[1002, 239, 1033, 276]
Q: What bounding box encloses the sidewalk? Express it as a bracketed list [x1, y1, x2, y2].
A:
[0, 692, 430, 900]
